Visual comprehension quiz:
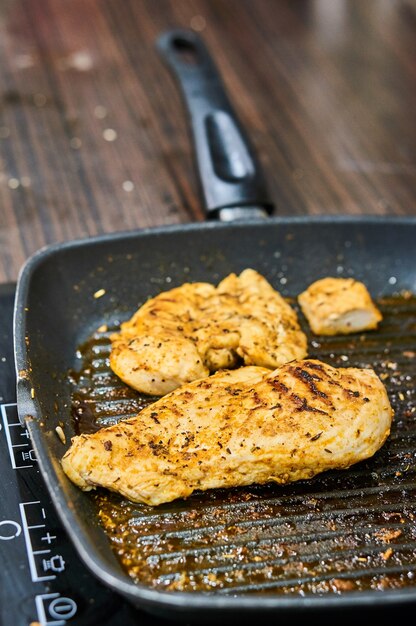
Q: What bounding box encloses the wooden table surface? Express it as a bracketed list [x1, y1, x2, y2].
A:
[0, 0, 415, 283]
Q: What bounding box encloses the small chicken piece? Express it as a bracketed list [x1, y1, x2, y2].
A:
[298, 277, 382, 335]
[62, 359, 393, 506]
[110, 268, 307, 395]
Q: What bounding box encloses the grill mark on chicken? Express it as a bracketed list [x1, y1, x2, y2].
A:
[268, 380, 289, 393]
[289, 365, 328, 398]
[291, 394, 329, 415]
[268, 373, 330, 414]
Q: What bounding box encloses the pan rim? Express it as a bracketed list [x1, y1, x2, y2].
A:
[14, 215, 416, 617]
[14, 213, 416, 266]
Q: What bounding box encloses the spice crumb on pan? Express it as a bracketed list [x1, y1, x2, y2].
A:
[330, 578, 355, 592]
[381, 548, 394, 560]
[55, 425, 66, 444]
[93, 288, 106, 299]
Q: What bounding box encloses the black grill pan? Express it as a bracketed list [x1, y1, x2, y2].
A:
[13, 29, 416, 623]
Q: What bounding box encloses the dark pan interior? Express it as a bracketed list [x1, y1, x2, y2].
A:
[14, 217, 416, 621]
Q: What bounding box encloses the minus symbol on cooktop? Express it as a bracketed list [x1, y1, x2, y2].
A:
[27, 524, 45, 530]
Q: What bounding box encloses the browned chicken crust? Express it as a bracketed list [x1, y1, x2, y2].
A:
[298, 277, 382, 335]
[62, 359, 393, 506]
[110, 268, 307, 395]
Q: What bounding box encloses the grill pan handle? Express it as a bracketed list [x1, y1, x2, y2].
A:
[156, 29, 274, 221]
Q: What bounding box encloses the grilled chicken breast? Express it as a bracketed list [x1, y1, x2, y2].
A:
[62, 359, 393, 506]
[110, 268, 307, 395]
[298, 277, 382, 335]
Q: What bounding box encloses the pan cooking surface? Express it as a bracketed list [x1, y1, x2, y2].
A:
[68, 292, 416, 595]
